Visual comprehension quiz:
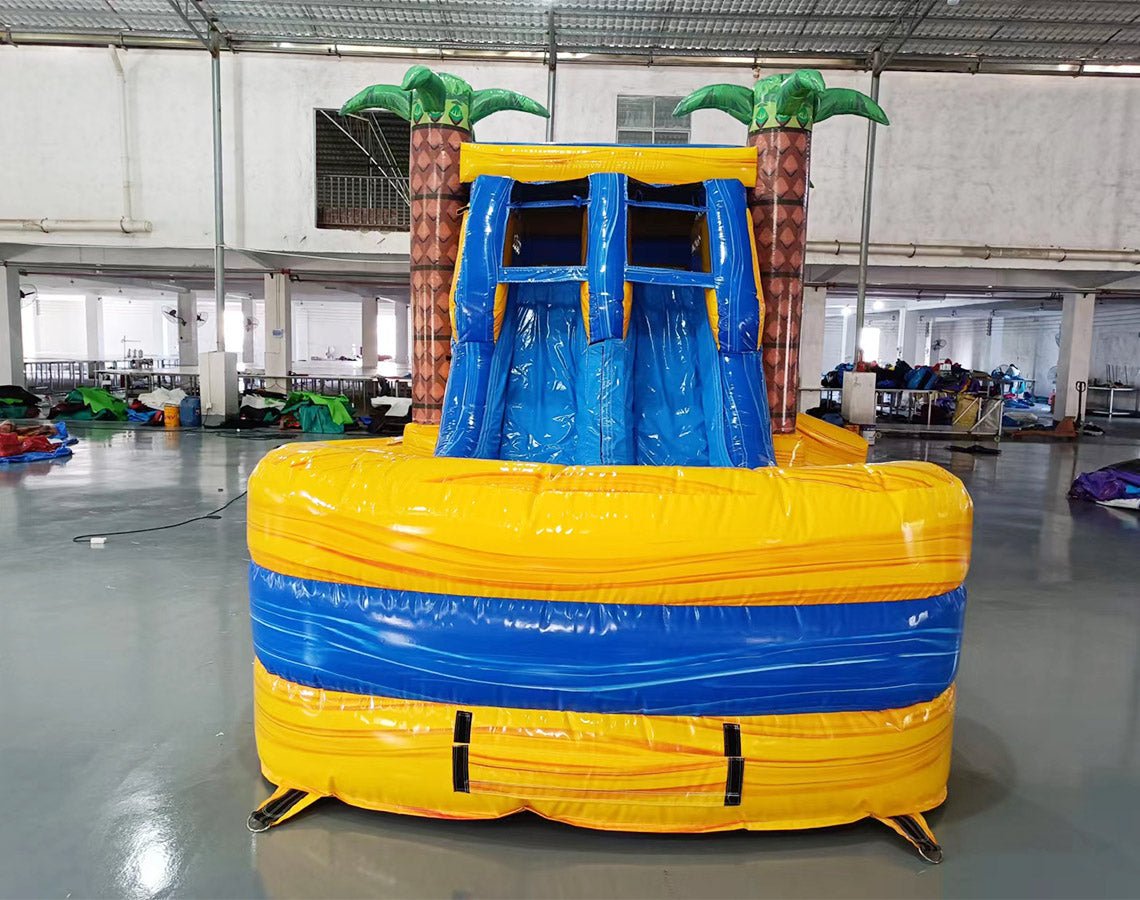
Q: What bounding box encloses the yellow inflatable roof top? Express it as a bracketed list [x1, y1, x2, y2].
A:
[460, 143, 758, 186]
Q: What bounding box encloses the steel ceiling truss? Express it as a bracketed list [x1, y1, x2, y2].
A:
[163, 0, 213, 47]
[3, 0, 1140, 72]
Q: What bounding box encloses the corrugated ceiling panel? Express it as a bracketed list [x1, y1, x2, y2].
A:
[946, 1, 1140, 25]
[3, 0, 1139, 64]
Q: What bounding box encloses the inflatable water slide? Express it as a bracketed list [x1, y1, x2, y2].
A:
[246, 67, 972, 862]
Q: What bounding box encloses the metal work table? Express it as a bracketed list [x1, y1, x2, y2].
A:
[1086, 385, 1138, 418]
[812, 385, 1004, 441]
[96, 367, 201, 393]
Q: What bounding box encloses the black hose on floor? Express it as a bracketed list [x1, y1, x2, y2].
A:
[70, 490, 248, 543]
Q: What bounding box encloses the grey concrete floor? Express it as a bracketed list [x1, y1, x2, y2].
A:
[1, 421, 1138, 899]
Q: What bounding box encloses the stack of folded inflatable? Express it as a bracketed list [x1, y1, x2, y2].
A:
[1070, 459, 1140, 509]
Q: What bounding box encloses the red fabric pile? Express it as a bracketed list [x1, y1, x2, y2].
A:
[0, 432, 54, 457]
[0, 422, 58, 457]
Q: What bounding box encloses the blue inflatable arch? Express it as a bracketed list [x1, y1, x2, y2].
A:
[437, 173, 777, 468]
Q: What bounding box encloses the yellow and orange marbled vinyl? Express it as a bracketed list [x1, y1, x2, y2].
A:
[247, 418, 971, 608]
[254, 661, 956, 833]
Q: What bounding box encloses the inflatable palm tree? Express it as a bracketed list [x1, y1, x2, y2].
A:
[342, 66, 548, 424]
[675, 71, 888, 434]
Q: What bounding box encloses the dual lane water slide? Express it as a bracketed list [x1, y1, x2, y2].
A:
[246, 83, 971, 863]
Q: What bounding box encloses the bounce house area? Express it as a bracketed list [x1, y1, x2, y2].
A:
[246, 68, 972, 863]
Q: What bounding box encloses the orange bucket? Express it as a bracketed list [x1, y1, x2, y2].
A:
[163, 404, 181, 428]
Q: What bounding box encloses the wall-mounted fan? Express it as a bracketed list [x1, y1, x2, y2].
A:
[245, 316, 259, 333]
[162, 307, 209, 326]
[931, 338, 948, 352]
[19, 284, 38, 309]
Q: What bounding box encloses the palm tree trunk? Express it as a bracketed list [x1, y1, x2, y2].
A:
[747, 126, 812, 435]
[409, 122, 470, 424]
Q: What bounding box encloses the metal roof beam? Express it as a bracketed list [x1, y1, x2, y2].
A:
[192, 0, 231, 51]
[902, 34, 1139, 49]
[211, 4, 902, 26]
[877, 0, 941, 72]
[3, 30, 207, 49]
[97, 0, 132, 32]
[919, 13, 1140, 29]
[5, 31, 1137, 68]
[164, 0, 210, 48]
[7, 3, 1140, 72]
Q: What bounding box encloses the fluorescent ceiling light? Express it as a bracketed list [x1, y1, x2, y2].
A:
[1083, 64, 1140, 74]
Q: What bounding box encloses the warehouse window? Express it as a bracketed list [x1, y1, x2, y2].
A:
[860, 327, 882, 364]
[616, 96, 690, 145]
[314, 109, 410, 231]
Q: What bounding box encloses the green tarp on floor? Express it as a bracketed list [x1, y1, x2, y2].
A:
[281, 391, 354, 434]
[64, 388, 128, 421]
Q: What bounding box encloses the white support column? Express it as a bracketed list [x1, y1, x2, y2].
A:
[215, 289, 226, 353]
[985, 314, 1005, 374]
[798, 286, 827, 410]
[176, 289, 199, 367]
[0, 264, 23, 386]
[263, 273, 292, 393]
[897, 306, 920, 364]
[393, 298, 410, 372]
[361, 296, 378, 371]
[84, 293, 104, 361]
[241, 295, 255, 366]
[920, 318, 932, 365]
[1054, 291, 1095, 421]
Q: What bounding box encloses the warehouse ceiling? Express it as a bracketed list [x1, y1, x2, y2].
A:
[2, 0, 1140, 72]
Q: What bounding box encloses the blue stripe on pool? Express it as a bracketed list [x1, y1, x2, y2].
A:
[250, 563, 966, 716]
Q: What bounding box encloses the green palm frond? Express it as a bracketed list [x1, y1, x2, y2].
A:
[439, 72, 475, 98]
[339, 84, 412, 121]
[402, 65, 448, 113]
[672, 84, 753, 126]
[345, 65, 549, 132]
[753, 74, 787, 99]
[772, 69, 826, 118]
[470, 89, 550, 125]
[815, 88, 889, 125]
[675, 69, 889, 132]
